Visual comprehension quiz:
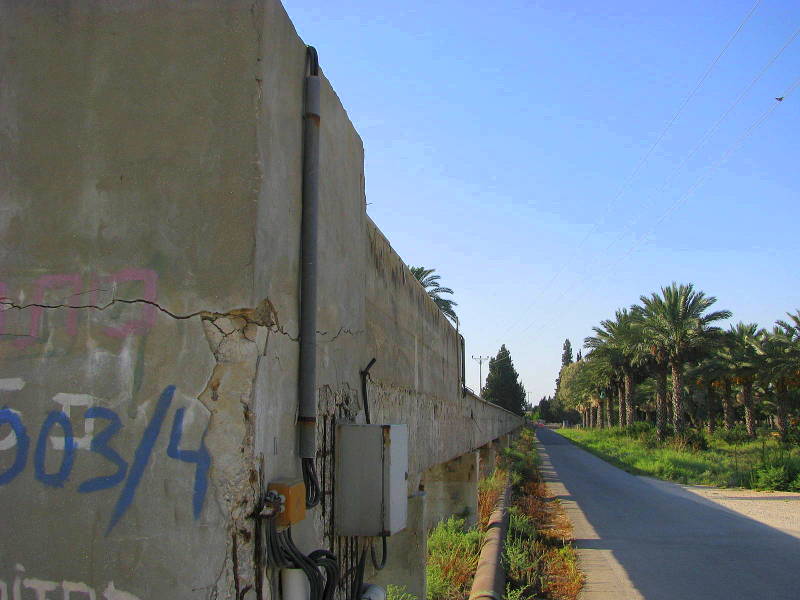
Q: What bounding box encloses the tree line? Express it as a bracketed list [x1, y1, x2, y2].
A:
[553, 282, 800, 442]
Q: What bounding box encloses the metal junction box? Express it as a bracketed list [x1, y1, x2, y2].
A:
[334, 424, 408, 536]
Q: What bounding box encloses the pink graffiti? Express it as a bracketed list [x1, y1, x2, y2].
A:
[102, 268, 158, 338]
[0, 268, 158, 348]
[14, 274, 83, 349]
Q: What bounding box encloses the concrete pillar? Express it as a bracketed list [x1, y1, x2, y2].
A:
[370, 491, 427, 600]
[423, 452, 479, 530]
[478, 443, 496, 479]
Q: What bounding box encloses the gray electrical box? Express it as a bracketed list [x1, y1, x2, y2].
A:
[334, 424, 408, 536]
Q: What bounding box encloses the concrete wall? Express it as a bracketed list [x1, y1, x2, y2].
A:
[0, 1, 522, 599]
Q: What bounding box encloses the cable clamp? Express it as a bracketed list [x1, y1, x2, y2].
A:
[258, 490, 286, 518]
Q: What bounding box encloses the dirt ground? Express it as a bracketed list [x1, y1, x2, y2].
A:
[639, 477, 800, 539]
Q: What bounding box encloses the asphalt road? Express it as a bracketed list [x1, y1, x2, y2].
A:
[536, 427, 800, 600]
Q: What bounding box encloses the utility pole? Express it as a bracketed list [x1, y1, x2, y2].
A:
[472, 355, 490, 395]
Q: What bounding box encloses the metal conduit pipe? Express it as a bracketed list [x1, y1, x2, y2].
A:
[468, 484, 510, 600]
[298, 47, 321, 503]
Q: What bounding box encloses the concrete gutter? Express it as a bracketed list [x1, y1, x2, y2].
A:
[468, 483, 511, 600]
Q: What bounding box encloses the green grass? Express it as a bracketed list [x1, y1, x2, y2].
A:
[557, 425, 800, 491]
[425, 428, 582, 600]
[425, 516, 482, 600]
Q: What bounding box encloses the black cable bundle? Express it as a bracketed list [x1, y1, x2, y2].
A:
[302, 458, 321, 508]
[349, 543, 368, 600]
[262, 514, 339, 600]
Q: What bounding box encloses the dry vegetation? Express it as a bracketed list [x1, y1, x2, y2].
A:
[503, 429, 583, 600]
[414, 427, 583, 600]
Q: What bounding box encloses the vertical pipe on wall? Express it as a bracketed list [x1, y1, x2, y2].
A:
[298, 48, 321, 463]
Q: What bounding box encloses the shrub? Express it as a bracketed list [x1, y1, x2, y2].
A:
[751, 465, 790, 491]
[714, 425, 750, 446]
[426, 517, 481, 600]
[672, 429, 708, 452]
[626, 422, 655, 437]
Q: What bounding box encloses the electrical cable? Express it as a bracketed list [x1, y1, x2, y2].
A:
[350, 542, 368, 600]
[308, 550, 340, 600]
[565, 25, 800, 274]
[261, 509, 341, 600]
[302, 457, 321, 508]
[497, 76, 800, 352]
[480, 70, 800, 385]
[360, 358, 376, 424]
[369, 535, 388, 571]
[284, 527, 324, 600]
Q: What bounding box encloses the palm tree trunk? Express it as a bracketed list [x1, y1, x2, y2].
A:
[722, 379, 734, 431]
[671, 362, 684, 434]
[589, 405, 596, 428]
[624, 370, 635, 425]
[604, 396, 612, 428]
[655, 368, 667, 441]
[608, 388, 617, 426]
[775, 381, 789, 442]
[598, 401, 605, 428]
[705, 381, 716, 434]
[618, 384, 627, 427]
[742, 381, 755, 438]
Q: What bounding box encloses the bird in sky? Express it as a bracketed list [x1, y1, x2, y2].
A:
[775, 96, 784, 101]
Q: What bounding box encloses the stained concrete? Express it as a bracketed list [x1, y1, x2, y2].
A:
[0, 1, 522, 597]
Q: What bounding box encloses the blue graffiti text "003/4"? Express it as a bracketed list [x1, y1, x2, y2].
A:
[0, 386, 210, 534]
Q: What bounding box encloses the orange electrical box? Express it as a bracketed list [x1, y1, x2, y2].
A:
[268, 479, 307, 527]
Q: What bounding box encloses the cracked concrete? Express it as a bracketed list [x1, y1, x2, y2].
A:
[0, 2, 521, 598]
[200, 313, 268, 600]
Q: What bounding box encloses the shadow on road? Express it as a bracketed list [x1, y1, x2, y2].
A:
[536, 427, 800, 600]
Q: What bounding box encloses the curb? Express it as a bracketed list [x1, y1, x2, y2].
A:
[468, 483, 511, 600]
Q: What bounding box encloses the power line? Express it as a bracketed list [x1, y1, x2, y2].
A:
[495, 22, 800, 348]
[594, 25, 800, 259]
[488, 76, 800, 372]
[494, 0, 764, 340]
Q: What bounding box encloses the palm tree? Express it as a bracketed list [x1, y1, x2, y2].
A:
[631, 304, 670, 439]
[688, 355, 728, 433]
[637, 283, 731, 435]
[408, 266, 458, 323]
[585, 308, 640, 426]
[752, 311, 800, 440]
[720, 322, 762, 437]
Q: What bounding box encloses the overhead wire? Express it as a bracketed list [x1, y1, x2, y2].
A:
[494, 74, 800, 366]
[483, 24, 800, 378]
[493, 0, 764, 341]
[584, 25, 800, 261]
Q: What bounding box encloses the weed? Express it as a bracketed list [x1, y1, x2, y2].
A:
[426, 426, 582, 600]
[425, 517, 481, 600]
[387, 586, 417, 600]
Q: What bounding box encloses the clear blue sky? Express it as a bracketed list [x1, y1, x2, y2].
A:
[283, 0, 800, 402]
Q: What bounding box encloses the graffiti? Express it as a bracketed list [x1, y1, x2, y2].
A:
[0, 268, 158, 349]
[0, 564, 141, 600]
[0, 384, 210, 534]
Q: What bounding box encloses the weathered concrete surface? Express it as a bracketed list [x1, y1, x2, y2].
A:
[537, 428, 800, 600]
[424, 452, 479, 530]
[370, 493, 428, 600]
[0, 1, 522, 598]
[478, 443, 497, 479]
